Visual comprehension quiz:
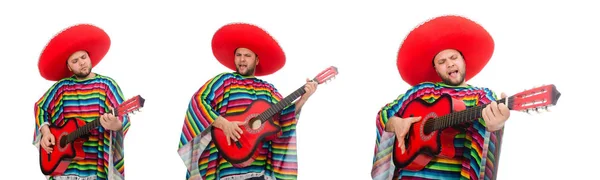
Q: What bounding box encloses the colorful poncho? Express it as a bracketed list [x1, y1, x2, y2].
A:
[371, 82, 504, 180]
[32, 74, 130, 180]
[178, 72, 301, 180]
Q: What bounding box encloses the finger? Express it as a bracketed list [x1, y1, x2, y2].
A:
[410, 116, 422, 123]
[233, 122, 245, 134]
[235, 126, 243, 135]
[397, 135, 406, 153]
[481, 108, 490, 123]
[226, 133, 231, 146]
[484, 108, 497, 125]
[485, 104, 495, 118]
[232, 130, 240, 140]
[498, 103, 510, 117]
[41, 139, 48, 148]
[501, 92, 507, 99]
[44, 146, 52, 153]
[50, 135, 55, 145]
[100, 117, 108, 129]
[490, 101, 500, 117]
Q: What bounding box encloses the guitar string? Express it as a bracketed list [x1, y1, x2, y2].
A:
[64, 101, 139, 144]
[422, 97, 518, 132]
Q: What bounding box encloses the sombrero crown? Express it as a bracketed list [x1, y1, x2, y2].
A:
[38, 24, 111, 81]
[211, 22, 286, 76]
[396, 15, 495, 86]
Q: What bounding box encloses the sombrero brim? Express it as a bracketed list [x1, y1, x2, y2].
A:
[397, 15, 494, 86]
[211, 23, 285, 76]
[38, 24, 111, 81]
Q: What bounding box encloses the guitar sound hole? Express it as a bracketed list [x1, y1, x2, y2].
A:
[249, 118, 262, 130]
[60, 137, 67, 148]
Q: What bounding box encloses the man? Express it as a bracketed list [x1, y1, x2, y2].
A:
[33, 24, 130, 180]
[177, 23, 318, 180]
[371, 15, 510, 180]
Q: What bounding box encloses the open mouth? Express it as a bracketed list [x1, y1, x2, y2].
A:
[448, 70, 459, 78]
[238, 64, 247, 69]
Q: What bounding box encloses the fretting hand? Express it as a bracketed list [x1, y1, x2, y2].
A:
[482, 92, 511, 132]
[100, 106, 122, 131]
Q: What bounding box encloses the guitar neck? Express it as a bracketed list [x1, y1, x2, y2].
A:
[426, 96, 513, 132]
[257, 85, 306, 122]
[62, 118, 103, 145]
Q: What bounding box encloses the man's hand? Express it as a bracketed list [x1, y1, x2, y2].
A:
[100, 106, 122, 131]
[40, 125, 55, 154]
[301, 78, 318, 100]
[386, 116, 422, 154]
[482, 92, 511, 132]
[295, 79, 318, 112]
[213, 116, 244, 146]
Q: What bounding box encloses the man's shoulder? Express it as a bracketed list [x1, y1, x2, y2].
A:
[211, 72, 236, 80]
[94, 74, 117, 81]
[92, 74, 122, 86]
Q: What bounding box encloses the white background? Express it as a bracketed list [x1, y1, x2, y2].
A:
[0, 1, 597, 179]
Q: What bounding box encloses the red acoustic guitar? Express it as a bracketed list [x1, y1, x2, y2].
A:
[392, 84, 561, 171]
[209, 66, 338, 167]
[39, 95, 145, 176]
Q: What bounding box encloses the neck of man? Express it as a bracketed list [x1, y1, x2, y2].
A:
[75, 72, 96, 80]
[235, 71, 255, 78]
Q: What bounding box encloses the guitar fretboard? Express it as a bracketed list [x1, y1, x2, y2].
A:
[257, 85, 307, 122]
[423, 97, 514, 133]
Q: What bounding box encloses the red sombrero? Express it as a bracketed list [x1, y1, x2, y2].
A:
[211, 22, 285, 76]
[38, 24, 111, 81]
[397, 15, 495, 86]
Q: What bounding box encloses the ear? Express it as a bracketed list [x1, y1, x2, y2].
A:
[66, 61, 73, 72]
[256, 57, 259, 65]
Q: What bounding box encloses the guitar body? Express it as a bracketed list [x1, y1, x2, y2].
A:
[212, 99, 282, 167]
[39, 118, 87, 176]
[393, 94, 467, 171]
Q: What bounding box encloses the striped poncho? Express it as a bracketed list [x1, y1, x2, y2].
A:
[371, 82, 504, 180]
[32, 74, 130, 180]
[178, 72, 301, 180]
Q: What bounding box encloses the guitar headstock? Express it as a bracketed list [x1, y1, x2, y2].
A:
[311, 66, 338, 84]
[114, 95, 145, 117]
[509, 84, 561, 113]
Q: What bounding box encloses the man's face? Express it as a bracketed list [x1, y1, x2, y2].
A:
[234, 47, 259, 76]
[67, 50, 93, 79]
[433, 49, 466, 86]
